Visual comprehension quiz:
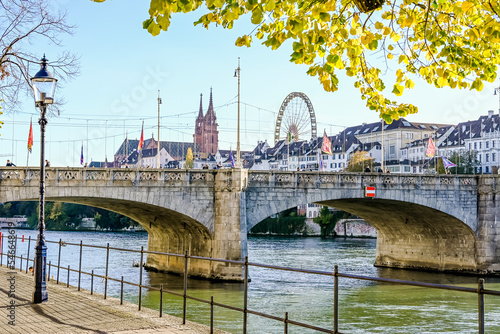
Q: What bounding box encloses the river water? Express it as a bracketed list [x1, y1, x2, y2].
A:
[4, 230, 500, 333]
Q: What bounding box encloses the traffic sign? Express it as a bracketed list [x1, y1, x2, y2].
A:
[365, 186, 375, 197]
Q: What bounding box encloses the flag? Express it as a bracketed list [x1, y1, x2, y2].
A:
[80, 143, 84, 165]
[27, 118, 33, 153]
[321, 130, 333, 155]
[442, 156, 457, 169]
[138, 121, 144, 151]
[230, 150, 235, 168]
[426, 137, 436, 157]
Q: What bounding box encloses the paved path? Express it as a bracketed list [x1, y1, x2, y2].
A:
[0, 266, 227, 333]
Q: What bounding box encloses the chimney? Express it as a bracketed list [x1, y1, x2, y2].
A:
[488, 110, 494, 117]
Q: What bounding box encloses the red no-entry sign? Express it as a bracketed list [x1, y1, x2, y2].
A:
[365, 186, 375, 197]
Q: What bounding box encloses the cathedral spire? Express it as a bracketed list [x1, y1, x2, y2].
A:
[207, 87, 214, 117]
[197, 93, 204, 119]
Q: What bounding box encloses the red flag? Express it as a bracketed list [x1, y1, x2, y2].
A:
[321, 130, 333, 155]
[28, 118, 33, 153]
[426, 137, 436, 157]
[138, 122, 144, 151]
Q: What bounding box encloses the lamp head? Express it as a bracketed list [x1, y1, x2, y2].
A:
[31, 55, 57, 105]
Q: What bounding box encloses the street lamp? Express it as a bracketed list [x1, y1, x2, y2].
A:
[234, 58, 242, 168]
[31, 55, 57, 304]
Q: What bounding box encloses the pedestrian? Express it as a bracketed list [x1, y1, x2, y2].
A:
[385, 168, 390, 173]
[45, 160, 50, 167]
[364, 166, 371, 172]
[6, 160, 15, 167]
[378, 168, 383, 173]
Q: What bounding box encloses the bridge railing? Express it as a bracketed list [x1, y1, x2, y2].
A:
[247, 170, 478, 189]
[1, 233, 498, 334]
[0, 167, 216, 186]
[1, 167, 480, 189]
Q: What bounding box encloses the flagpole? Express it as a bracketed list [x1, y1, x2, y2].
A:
[157, 90, 161, 169]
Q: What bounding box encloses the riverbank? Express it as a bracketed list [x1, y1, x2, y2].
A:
[0, 266, 228, 334]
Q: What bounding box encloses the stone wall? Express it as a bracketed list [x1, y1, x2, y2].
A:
[335, 219, 377, 238]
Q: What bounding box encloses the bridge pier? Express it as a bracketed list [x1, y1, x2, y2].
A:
[476, 177, 500, 274]
[144, 169, 248, 281]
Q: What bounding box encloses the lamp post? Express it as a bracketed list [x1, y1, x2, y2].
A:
[234, 58, 242, 168]
[31, 55, 57, 304]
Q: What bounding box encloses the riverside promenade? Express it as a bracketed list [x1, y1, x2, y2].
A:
[0, 266, 226, 334]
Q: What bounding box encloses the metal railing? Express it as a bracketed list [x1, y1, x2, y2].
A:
[1, 233, 499, 334]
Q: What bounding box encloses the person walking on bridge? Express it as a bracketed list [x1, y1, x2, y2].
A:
[6, 160, 15, 166]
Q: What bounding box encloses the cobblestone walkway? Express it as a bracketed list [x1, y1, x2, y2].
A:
[0, 266, 227, 333]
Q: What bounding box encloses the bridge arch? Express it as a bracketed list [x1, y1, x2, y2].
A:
[245, 171, 482, 275]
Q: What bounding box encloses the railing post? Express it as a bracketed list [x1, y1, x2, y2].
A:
[78, 240, 82, 291]
[160, 284, 163, 318]
[57, 238, 62, 284]
[104, 242, 110, 299]
[91, 269, 94, 295]
[138, 246, 144, 310]
[210, 296, 214, 334]
[243, 256, 249, 334]
[478, 278, 485, 334]
[67, 265, 70, 287]
[26, 236, 31, 273]
[183, 250, 189, 324]
[47, 261, 51, 281]
[334, 265, 339, 334]
[20, 255, 23, 272]
[120, 276, 124, 305]
[284, 312, 288, 334]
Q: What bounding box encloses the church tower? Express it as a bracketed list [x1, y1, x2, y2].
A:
[193, 88, 219, 157]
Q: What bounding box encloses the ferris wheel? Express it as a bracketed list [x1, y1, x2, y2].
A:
[274, 92, 317, 145]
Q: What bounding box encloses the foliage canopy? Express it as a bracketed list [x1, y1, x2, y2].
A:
[185, 147, 194, 168]
[345, 150, 374, 171]
[93, 0, 500, 122]
[0, 0, 79, 115]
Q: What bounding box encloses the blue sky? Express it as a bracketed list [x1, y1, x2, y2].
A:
[1, 0, 499, 167]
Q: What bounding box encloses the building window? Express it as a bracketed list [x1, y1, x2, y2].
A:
[486, 141, 489, 149]
[474, 142, 477, 150]
[493, 153, 496, 162]
[479, 154, 482, 162]
[389, 145, 395, 155]
[480, 142, 482, 149]
[486, 166, 490, 173]
[493, 140, 496, 148]
[486, 154, 489, 163]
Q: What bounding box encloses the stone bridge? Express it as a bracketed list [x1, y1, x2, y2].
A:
[0, 167, 499, 279]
